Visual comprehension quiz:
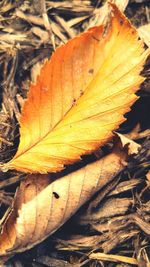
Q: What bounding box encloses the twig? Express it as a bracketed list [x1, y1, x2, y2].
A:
[40, 0, 55, 49]
[89, 252, 138, 265]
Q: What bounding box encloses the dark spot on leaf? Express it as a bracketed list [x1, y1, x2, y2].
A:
[72, 98, 77, 106]
[89, 68, 94, 74]
[92, 35, 100, 42]
[26, 183, 31, 188]
[120, 20, 123, 25]
[53, 192, 60, 199]
[80, 90, 84, 96]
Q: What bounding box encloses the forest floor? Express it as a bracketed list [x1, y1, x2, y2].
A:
[0, 1, 150, 266]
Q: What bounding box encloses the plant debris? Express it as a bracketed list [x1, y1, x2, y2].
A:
[0, 0, 150, 266]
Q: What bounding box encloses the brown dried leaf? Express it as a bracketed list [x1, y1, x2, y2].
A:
[0, 138, 137, 263]
[115, 132, 141, 155]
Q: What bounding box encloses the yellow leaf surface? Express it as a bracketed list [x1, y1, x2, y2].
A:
[3, 4, 149, 173]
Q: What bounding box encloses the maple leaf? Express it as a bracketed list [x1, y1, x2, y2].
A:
[2, 3, 149, 173]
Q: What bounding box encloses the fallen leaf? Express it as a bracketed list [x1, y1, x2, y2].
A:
[115, 132, 141, 154]
[2, 3, 149, 173]
[0, 137, 137, 263]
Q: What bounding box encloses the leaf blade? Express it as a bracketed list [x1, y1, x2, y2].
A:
[3, 4, 149, 173]
[0, 137, 133, 260]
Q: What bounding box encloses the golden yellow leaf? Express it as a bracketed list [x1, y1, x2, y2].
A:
[2, 3, 149, 173]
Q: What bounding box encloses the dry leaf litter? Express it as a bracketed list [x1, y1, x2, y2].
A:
[0, 0, 150, 266]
